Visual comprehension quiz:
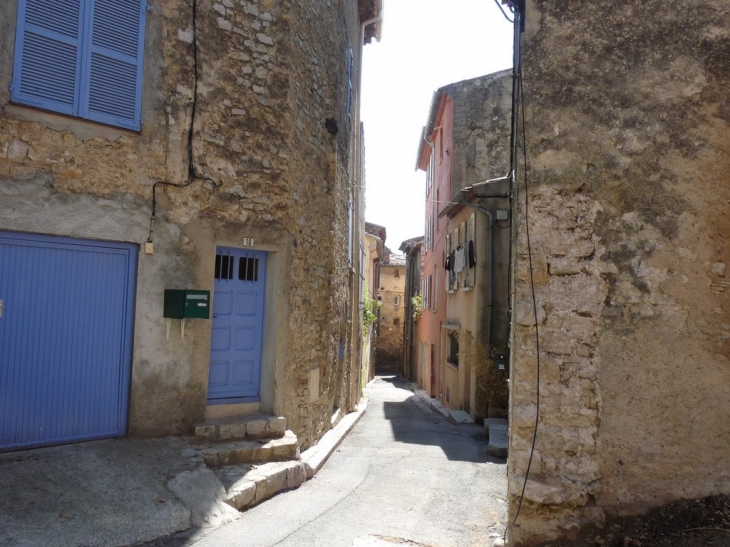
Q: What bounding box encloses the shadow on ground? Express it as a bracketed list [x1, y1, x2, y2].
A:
[375, 375, 506, 465]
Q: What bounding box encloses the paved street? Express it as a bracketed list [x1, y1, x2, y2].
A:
[149, 376, 507, 547]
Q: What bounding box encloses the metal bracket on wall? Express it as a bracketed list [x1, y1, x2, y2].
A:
[165, 318, 187, 339]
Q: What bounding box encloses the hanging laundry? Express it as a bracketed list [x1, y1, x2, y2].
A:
[454, 245, 466, 273]
[468, 240, 476, 268]
[445, 253, 452, 271]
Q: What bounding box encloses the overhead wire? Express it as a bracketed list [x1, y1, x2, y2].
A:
[508, 53, 541, 536]
[501, 0, 541, 542]
[493, 0, 515, 23]
[147, 0, 221, 244]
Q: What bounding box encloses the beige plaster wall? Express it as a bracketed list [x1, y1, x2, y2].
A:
[508, 0, 730, 543]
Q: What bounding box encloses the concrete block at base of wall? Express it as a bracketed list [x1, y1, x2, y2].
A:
[448, 410, 474, 425]
[301, 398, 369, 478]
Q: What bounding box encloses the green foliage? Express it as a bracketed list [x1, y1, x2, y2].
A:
[362, 286, 380, 337]
[411, 294, 423, 319]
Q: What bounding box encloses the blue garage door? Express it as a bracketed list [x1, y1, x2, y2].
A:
[0, 231, 137, 450]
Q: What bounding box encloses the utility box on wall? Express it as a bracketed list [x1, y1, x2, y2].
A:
[164, 290, 211, 320]
[495, 353, 509, 374]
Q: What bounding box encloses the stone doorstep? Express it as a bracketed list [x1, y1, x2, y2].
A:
[193, 414, 287, 442]
[196, 430, 300, 468]
[448, 410, 474, 425]
[216, 461, 307, 510]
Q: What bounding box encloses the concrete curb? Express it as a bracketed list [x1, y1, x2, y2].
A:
[300, 397, 369, 479]
[216, 397, 369, 514]
[174, 398, 369, 521]
[409, 384, 473, 425]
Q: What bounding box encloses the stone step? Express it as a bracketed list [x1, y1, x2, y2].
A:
[196, 430, 300, 468]
[194, 414, 287, 442]
[216, 461, 307, 510]
[448, 410, 474, 425]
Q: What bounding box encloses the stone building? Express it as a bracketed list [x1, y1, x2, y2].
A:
[0, 0, 383, 452]
[399, 235, 423, 383]
[361, 221, 385, 385]
[374, 249, 405, 375]
[415, 72, 512, 420]
[507, 0, 730, 543]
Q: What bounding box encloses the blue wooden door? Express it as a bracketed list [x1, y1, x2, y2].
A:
[0, 231, 137, 450]
[208, 247, 266, 403]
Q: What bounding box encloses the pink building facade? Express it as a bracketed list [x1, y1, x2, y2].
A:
[415, 95, 454, 400]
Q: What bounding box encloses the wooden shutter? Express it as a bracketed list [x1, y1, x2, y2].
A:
[467, 213, 476, 288]
[12, 0, 146, 130]
[348, 47, 353, 118]
[83, 0, 146, 130]
[446, 233, 453, 292]
[457, 222, 465, 289]
[12, 0, 83, 116]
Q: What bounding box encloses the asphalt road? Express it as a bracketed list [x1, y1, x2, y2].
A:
[149, 375, 508, 547]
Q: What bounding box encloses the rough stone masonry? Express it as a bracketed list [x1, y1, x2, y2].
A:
[508, 0, 730, 544]
[0, 0, 368, 448]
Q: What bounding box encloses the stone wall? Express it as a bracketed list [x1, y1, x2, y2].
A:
[0, 0, 367, 448]
[508, 0, 730, 543]
[375, 264, 405, 375]
[448, 70, 512, 193]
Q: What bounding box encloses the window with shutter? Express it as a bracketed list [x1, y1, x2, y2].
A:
[348, 197, 354, 267]
[426, 275, 434, 310]
[456, 222, 465, 290]
[467, 213, 476, 288]
[446, 233, 454, 292]
[348, 47, 353, 118]
[12, 0, 147, 131]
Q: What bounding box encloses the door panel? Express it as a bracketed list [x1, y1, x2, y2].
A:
[208, 247, 266, 402]
[0, 231, 137, 450]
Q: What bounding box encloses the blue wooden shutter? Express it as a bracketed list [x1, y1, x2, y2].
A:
[11, 0, 84, 116]
[348, 47, 354, 118]
[81, 0, 146, 130]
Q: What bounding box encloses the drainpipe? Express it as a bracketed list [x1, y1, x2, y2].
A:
[460, 199, 494, 351]
[508, 2, 523, 189]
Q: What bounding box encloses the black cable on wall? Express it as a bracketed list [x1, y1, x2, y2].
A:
[147, 0, 219, 244]
[502, 0, 542, 542]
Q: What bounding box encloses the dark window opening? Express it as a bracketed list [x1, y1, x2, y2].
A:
[238, 257, 259, 282]
[447, 331, 459, 366]
[394, 317, 400, 326]
[215, 254, 234, 280]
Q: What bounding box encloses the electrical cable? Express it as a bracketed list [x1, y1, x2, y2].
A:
[505, 43, 541, 540]
[493, 0, 515, 23]
[147, 0, 220, 244]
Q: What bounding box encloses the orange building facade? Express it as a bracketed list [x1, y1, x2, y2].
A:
[415, 95, 454, 400]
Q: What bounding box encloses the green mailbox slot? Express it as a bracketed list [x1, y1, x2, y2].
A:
[164, 290, 211, 319]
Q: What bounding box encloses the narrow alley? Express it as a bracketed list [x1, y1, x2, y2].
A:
[147, 376, 507, 547]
